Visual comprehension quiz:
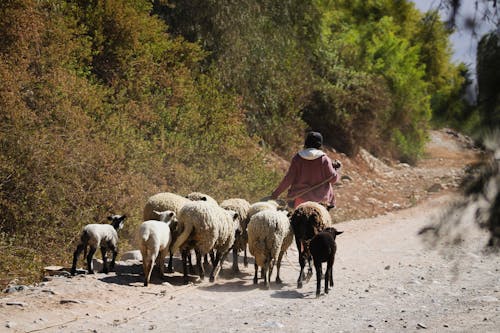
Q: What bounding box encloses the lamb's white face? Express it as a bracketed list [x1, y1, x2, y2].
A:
[153, 210, 176, 223]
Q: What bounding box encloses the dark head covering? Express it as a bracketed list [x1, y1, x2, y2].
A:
[304, 131, 323, 149]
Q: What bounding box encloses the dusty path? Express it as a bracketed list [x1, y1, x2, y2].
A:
[1, 193, 498, 333]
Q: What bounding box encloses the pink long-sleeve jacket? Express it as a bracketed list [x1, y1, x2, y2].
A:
[271, 148, 339, 208]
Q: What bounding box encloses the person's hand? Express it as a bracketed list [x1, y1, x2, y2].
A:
[332, 159, 342, 169]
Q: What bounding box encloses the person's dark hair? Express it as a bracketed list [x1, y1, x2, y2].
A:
[304, 131, 323, 149]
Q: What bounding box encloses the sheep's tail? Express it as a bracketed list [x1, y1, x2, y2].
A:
[171, 222, 193, 254]
[140, 228, 151, 243]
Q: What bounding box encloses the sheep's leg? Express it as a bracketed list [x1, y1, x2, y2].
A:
[296, 238, 305, 288]
[232, 247, 239, 273]
[325, 261, 332, 294]
[71, 244, 85, 276]
[100, 246, 109, 274]
[86, 247, 97, 274]
[267, 260, 275, 289]
[144, 254, 154, 287]
[329, 254, 335, 288]
[110, 245, 118, 271]
[158, 249, 167, 279]
[208, 250, 215, 267]
[315, 260, 322, 298]
[166, 252, 174, 273]
[196, 250, 205, 280]
[188, 251, 196, 275]
[181, 249, 189, 284]
[209, 250, 224, 282]
[253, 263, 259, 284]
[305, 255, 313, 282]
[243, 246, 248, 267]
[262, 260, 269, 289]
[275, 251, 285, 284]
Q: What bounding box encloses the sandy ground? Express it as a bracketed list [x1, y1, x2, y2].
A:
[1, 129, 498, 332]
[0, 193, 499, 333]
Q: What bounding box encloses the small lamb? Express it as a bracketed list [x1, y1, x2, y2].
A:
[138, 210, 177, 286]
[307, 227, 343, 297]
[220, 198, 251, 273]
[71, 214, 127, 276]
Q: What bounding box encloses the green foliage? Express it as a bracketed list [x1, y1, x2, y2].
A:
[156, 0, 313, 156]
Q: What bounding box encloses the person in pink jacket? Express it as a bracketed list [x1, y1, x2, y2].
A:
[270, 131, 341, 209]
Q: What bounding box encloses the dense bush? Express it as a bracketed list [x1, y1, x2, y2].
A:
[0, 0, 279, 287]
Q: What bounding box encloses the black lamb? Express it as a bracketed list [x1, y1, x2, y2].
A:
[307, 227, 343, 297]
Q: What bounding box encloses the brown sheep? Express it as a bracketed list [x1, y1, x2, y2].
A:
[290, 201, 333, 288]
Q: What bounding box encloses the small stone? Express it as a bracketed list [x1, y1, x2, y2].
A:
[384, 265, 391, 270]
[427, 183, 443, 193]
[6, 302, 27, 307]
[60, 299, 82, 304]
[417, 323, 427, 329]
[5, 321, 16, 328]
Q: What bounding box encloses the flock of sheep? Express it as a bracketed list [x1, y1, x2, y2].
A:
[70, 192, 343, 297]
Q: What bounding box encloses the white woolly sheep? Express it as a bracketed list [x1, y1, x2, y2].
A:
[307, 227, 343, 297]
[171, 201, 239, 283]
[71, 214, 127, 276]
[290, 201, 334, 288]
[220, 198, 251, 273]
[138, 210, 177, 286]
[247, 209, 294, 288]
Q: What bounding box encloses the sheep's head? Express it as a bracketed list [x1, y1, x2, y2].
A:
[323, 227, 343, 240]
[318, 202, 335, 211]
[108, 214, 127, 230]
[186, 192, 217, 205]
[225, 210, 241, 234]
[153, 210, 176, 223]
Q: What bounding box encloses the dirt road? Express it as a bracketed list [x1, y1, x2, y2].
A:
[1, 192, 499, 333]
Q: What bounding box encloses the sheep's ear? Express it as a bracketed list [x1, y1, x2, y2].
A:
[336, 230, 343, 236]
[107, 215, 113, 221]
[168, 212, 174, 218]
[233, 212, 239, 221]
[201, 196, 207, 201]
